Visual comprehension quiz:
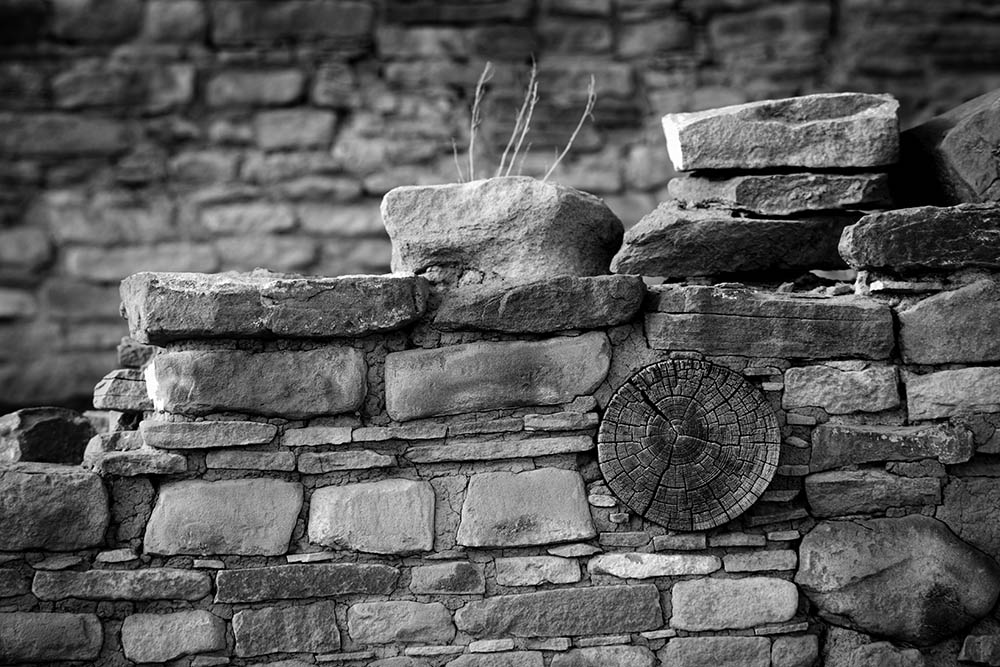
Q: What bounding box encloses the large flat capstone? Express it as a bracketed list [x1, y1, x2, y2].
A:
[144, 478, 303, 556]
[644, 285, 893, 359]
[146, 347, 366, 418]
[899, 280, 1000, 363]
[122, 271, 428, 343]
[810, 423, 974, 472]
[662, 93, 899, 170]
[457, 468, 595, 547]
[233, 602, 341, 656]
[308, 479, 435, 554]
[215, 563, 399, 603]
[804, 470, 940, 517]
[0, 612, 102, 662]
[907, 367, 1000, 420]
[670, 577, 798, 630]
[384, 332, 609, 421]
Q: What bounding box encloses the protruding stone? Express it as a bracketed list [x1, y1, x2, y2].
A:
[121, 610, 226, 663]
[144, 478, 303, 556]
[671, 577, 798, 630]
[33, 568, 210, 600]
[588, 552, 720, 578]
[658, 637, 771, 667]
[385, 332, 610, 421]
[0, 612, 102, 662]
[140, 420, 277, 449]
[457, 468, 595, 547]
[146, 347, 366, 418]
[410, 562, 485, 594]
[783, 365, 899, 414]
[347, 601, 455, 644]
[215, 563, 399, 603]
[0, 407, 94, 465]
[308, 479, 435, 554]
[810, 423, 974, 471]
[662, 93, 899, 171]
[495, 556, 580, 586]
[551, 646, 657, 667]
[233, 602, 341, 656]
[907, 367, 1000, 420]
[805, 470, 940, 517]
[899, 280, 1000, 364]
[796, 515, 1000, 645]
[83, 432, 187, 476]
[644, 285, 893, 359]
[382, 177, 624, 283]
[93, 368, 152, 411]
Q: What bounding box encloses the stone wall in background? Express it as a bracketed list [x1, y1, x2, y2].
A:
[3, 0, 1000, 408]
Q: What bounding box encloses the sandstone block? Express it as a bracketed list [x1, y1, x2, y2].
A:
[205, 449, 295, 470]
[146, 347, 366, 418]
[907, 367, 1000, 419]
[457, 468, 595, 547]
[588, 552, 721, 578]
[662, 93, 899, 170]
[796, 515, 1000, 645]
[771, 635, 819, 667]
[495, 556, 580, 586]
[211, 0, 374, 45]
[0, 464, 108, 550]
[93, 368, 152, 411]
[0, 112, 131, 156]
[810, 423, 974, 472]
[385, 332, 609, 421]
[298, 450, 395, 473]
[447, 653, 544, 667]
[783, 365, 899, 414]
[144, 478, 302, 555]
[140, 420, 277, 449]
[83, 432, 187, 476]
[406, 435, 592, 464]
[671, 577, 798, 630]
[0, 612, 102, 662]
[454, 585, 662, 637]
[206, 69, 304, 107]
[33, 568, 210, 600]
[658, 637, 770, 667]
[804, 470, 940, 517]
[0, 407, 94, 464]
[644, 285, 893, 359]
[551, 646, 656, 667]
[410, 561, 485, 594]
[899, 280, 1000, 363]
[308, 479, 435, 554]
[234, 602, 341, 656]
[382, 177, 624, 283]
[121, 610, 225, 663]
[723, 550, 797, 572]
[937, 476, 1000, 560]
[215, 563, 399, 603]
[347, 601, 455, 644]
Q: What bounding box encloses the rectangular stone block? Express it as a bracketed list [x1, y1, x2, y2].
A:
[234, 602, 341, 656]
[282, 425, 353, 446]
[384, 332, 610, 421]
[0, 112, 131, 156]
[146, 347, 366, 418]
[0, 612, 102, 662]
[406, 435, 592, 463]
[671, 577, 798, 630]
[92, 368, 153, 411]
[495, 556, 581, 586]
[898, 280, 1000, 364]
[205, 450, 296, 470]
[805, 470, 941, 518]
[211, 0, 374, 45]
[122, 610, 225, 663]
[723, 550, 797, 572]
[588, 552, 721, 578]
[33, 568, 210, 600]
[215, 563, 399, 603]
[811, 423, 974, 472]
[644, 285, 894, 359]
[140, 420, 277, 449]
[907, 367, 1000, 420]
[348, 601, 455, 644]
[783, 365, 899, 414]
[659, 637, 771, 667]
[410, 561, 485, 594]
[298, 450, 395, 473]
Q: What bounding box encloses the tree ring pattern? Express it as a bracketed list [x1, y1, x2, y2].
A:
[598, 359, 780, 531]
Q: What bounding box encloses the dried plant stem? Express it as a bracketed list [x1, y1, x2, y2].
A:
[496, 60, 538, 177]
[451, 138, 465, 183]
[543, 75, 596, 182]
[468, 62, 493, 182]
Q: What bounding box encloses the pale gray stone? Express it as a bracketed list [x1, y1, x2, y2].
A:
[446, 652, 543, 667]
[33, 568, 210, 600]
[671, 577, 798, 630]
[353, 422, 448, 441]
[205, 450, 296, 470]
[282, 426, 353, 446]
[907, 367, 1000, 420]
[348, 601, 455, 644]
[805, 470, 940, 517]
[384, 332, 610, 421]
[548, 543, 601, 557]
[652, 534, 707, 550]
[234, 602, 341, 656]
[551, 646, 656, 667]
[723, 549, 797, 572]
[92, 368, 152, 411]
[410, 561, 485, 594]
[899, 280, 1000, 363]
[783, 365, 899, 414]
[810, 423, 974, 471]
[523, 412, 598, 431]
[83, 432, 187, 476]
[140, 420, 277, 449]
[658, 637, 771, 667]
[144, 478, 303, 556]
[121, 610, 226, 663]
[406, 435, 592, 463]
[0, 612, 102, 662]
[844, 642, 925, 667]
[588, 552, 720, 578]
[457, 468, 595, 547]
[468, 639, 516, 653]
[0, 407, 94, 465]
[298, 450, 395, 473]
[495, 556, 580, 586]
[771, 635, 819, 667]
[308, 479, 435, 554]
[215, 563, 399, 603]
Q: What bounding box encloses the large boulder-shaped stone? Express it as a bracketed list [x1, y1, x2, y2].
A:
[0, 464, 108, 550]
[811, 423, 974, 472]
[783, 365, 899, 414]
[658, 637, 771, 667]
[146, 347, 366, 418]
[0, 612, 102, 662]
[144, 478, 302, 555]
[0, 407, 95, 465]
[611, 202, 852, 278]
[796, 515, 1000, 645]
[670, 577, 798, 630]
[384, 332, 609, 421]
[840, 204, 1000, 272]
[899, 280, 1000, 364]
[382, 176, 624, 283]
[121, 610, 226, 663]
[233, 602, 341, 656]
[907, 367, 1000, 420]
[457, 468, 595, 547]
[662, 93, 899, 171]
[347, 601, 455, 644]
[308, 479, 435, 555]
[805, 470, 940, 517]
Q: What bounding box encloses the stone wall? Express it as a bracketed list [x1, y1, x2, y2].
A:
[4, 0, 1000, 408]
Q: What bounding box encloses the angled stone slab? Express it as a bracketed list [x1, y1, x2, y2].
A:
[33, 568, 210, 601]
[215, 563, 399, 603]
[645, 285, 893, 359]
[146, 347, 366, 418]
[612, 202, 852, 278]
[805, 470, 940, 518]
[140, 420, 277, 449]
[670, 577, 798, 630]
[0, 612, 102, 662]
[449, 652, 544, 667]
[662, 92, 899, 170]
[233, 602, 341, 656]
[907, 367, 1000, 420]
[840, 204, 1000, 272]
[385, 332, 609, 421]
[93, 368, 152, 411]
[121, 271, 429, 343]
[433, 275, 645, 333]
[811, 423, 974, 472]
[898, 279, 1000, 363]
[406, 435, 592, 464]
[588, 552, 721, 578]
[121, 610, 225, 663]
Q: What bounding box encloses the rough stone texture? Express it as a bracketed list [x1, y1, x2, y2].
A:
[644, 285, 893, 359]
[298, 450, 395, 473]
[33, 568, 210, 600]
[83, 432, 187, 476]
[92, 368, 152, 411]
[805, 470, 940, 517]
[140, 420, 277, 449]
[308, 479, 435, 554]
[215, 563, 399, 603]
[937, 476, 1000, 561]
[668, 172, 892, 216]
[121, 610, 226, 663]
[144, 478, 303, 556]
[206, 449, 296, 471]
[842, 642, 925, 667]
[0, 612, 102, 662]
[796, 515, 1000, 645]
[454, 585, 662, 637]
[959, 635, 1000, 665]
[659, 637, 771, 667]
[840, 204, 1000, 272]
[121, 271, 428, 343]
[671, 577, 798, 630]
[810, 423, 974, 471]
[347, 601, 455, 644]
[612, 202, 852, 278]
[447, 653, 543, 667]
[494, 556, 581, 586]
[907, 367, 1000, 419]
[233, 602, 341, 656]
[771, 635, 819, 667]
[433, 275, 644, 333]
[588, 553, 720, 578]
[662, 93, 899, 170]
[410, 561, 485, 594]
[899, 280, 1000, 363]
[406, 435, 592, 464]
[550, 646, 656, 667]
[382, 177, 624, 283]
[0, 464, 108, 550]
[456, 468, 595, 547]
[0, 407, 94, 465]
[146, 347, 366, 418]
[783, 365, 899, 414]
[385, 332, 609, 421]
[724, 550, 798, 572]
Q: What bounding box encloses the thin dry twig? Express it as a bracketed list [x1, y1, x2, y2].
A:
[496, 59, 538, 178]
[468, 61, 494, 182]
[543, 75, 597, 182]
[451, 138, 465, 183]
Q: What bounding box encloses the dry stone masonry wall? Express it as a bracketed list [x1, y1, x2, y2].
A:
[3, 88, 1000, 667]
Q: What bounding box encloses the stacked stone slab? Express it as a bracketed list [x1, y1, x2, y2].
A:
[613, 93, 899, 279]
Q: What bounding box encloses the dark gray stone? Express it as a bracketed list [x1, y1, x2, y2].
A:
[959, 635, 1000, 665]
[811, 423, 974, 471]
[233, 602, 341, 656]
[33, 568, 210, 600]
[139, 420, 277, 449]
[907, 367, 1000, 420]
[899, 280, 1000, 363]
[805, 470, 940, 517]
[215, 563, 399, 603]
[121, 610, 226, 663]
[0, 407, 95, 465]
[409, 561, 485, 594]
[0, 612, 102, 662]
[937, 476, 1000, 561]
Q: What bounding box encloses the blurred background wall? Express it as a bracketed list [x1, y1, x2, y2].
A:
[2, 0, 1000, 410]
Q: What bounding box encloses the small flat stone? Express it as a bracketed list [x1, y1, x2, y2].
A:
[194, 559, 224, 569]
[94, 548, 137, 563]
[658, 637, 771, 667]
[783, 365, 899, 414]
[298, 450, 395, 473]
[551, 646, 656, 667]
[587, 493, 617, 507]
[709, 532, 766, 547]
[772, 634, 818, 666]
[353, 422, 448, 442]
[652, 534, 707, 551]
[406, 435, 592, 464]
[446, 652, 543, 667]
[899, 279, 1000, 363]
[140, 420, 277, 449]
[589, 552, 720, 578]
[215, 563, 398, 603]
[0, 612, 102, 662]
[0, 407, 94, 465]
[205, 450, 296, 471]
[804, 470, 940, 518]
[33, 555, 84, 571]
[410, 561, 485, 594]
[723, 550, 797, 572]
[83, 433, 187, 476]
[671, 577, 798, 630]
[282, 426, 353, 447]
[524, 412, 598, 431]
[810, 423, 974, 471]
[405, 646, 466, 656]
[234, 602, 341, 657]
[121, 610, 226, 663]
[33, 568, 210, 600]
[495, 556, 580, 586]
[599, 532, 650, 547]
[907, 367, 1000, 420]
[548, 543, 601, 557]
[93, 368, 152, 411]
[347, 601, 455, 644]
[469, 639, 515, 653]
[447, 417, 525, 437]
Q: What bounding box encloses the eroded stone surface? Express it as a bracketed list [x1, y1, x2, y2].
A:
[783, 365, 899, 414]
[0, 612, 102, 662]
[805, 470, 940, 517]
[551, 646, 656, 667]
[405, 435, 592, 464]
[494, 556, 580, 586]
[347, 601, 455, 644]
[33, 568, 210, 600]
[659, 637, 771, 667]
[670, 577, 798, 630]
[588, 552, 720, 578]
[447, 652, 543, 667]
[907, 367, 1000, 420]
[233, 602, 341, 656]
[0, 407, 94, 465]
[899, 280, 1000, 363]
[771, 635, 819, 667]
[810, 423, 974, 471]
[215, 563, 399, 603]
[93, 368, 152, 411]
[121, 610, 225, 663]
[83, 432, 187, 476]
[410, 561, 485, 594]
[140, 420, 277, 449]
